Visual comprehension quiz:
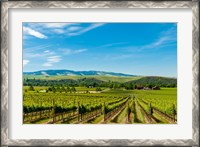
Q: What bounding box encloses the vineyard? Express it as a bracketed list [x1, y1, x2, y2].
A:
[23, 87, 177, 124]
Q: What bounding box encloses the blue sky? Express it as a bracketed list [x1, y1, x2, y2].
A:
[23, 23, 177, 77]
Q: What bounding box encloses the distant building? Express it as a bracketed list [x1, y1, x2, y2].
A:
[144, 87, 152, 90]
[152, 86, 160, 90]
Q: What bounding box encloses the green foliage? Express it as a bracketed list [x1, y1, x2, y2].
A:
[96, 87, 102, 91]
[23, 75, 142, 83]
[127, 76, 177, 88]
[23, 85, 177, 124]
[104, 97, 128, 114]
[79, 104, 102, 114]
[23, 76, 177, 89]
[23, 92, 129, 116]
[135, 88, 177, 116]
[54, 105, 77, 114]
[124, 83, 134, 90]
[28, 85, 35, 91]
[71, 87, 76, 93]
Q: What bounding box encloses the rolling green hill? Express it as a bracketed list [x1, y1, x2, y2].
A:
[23, 75, 142, 83]
[127, 76, 177, 87]
[23, 75, 177, 88]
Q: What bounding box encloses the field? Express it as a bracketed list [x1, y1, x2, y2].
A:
[23, 75, 143, 83]
[23, 86, 177, 124]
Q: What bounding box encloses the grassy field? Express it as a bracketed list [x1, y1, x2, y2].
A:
[23, 75, 142, 83]
[133, 88, 177, 99]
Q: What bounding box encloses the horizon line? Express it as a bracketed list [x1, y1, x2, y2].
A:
[23, 69, 177, 78]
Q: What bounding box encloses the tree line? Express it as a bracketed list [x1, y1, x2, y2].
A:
[24, 76, 177, 90]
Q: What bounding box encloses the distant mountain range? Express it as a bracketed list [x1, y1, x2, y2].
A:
[23, 69, 135, 77]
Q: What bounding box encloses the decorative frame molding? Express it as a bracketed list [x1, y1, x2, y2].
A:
[1, 1, 199, 146]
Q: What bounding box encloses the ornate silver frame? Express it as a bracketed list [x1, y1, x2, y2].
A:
[1, 1, 199, 146]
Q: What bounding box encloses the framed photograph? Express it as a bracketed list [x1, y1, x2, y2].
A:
[1, 1, 199, 146]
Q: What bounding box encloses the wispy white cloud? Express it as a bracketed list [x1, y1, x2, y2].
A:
[102, 54, 138, 61]
[24, 50, 55, 58]
[160, 24, 177, 36]
[41, 23, 71, 28]
[36, 23, 76, 28]
[47, 56, 61, 62]
[44, 50, 50, 53]
[96, 26, 177, 62]
[23, 27, 47, 39]
[110, 54, 133, 60]
[27, 23, 76, 30]
[46, 51, 55, 55]
[97, 42, 128, 48]
[73, 49, 88, 54]
[26, 23, 79, 35]
[24, 53, 43, 58]
[42, 63, 52, 67]
[67, 23, 105, 36]
[23, 44, 56, 60]
[62, 48, 88, 55]
[24, 44, 52, 52]
[67, 26, 82, 32]
[42, 56, 61, 67]
[125, 26, 177, 53]
[24, 23, 105, 37]
[52, 29, 65, 34]
[23, 60, 30, 66]
[24, 47, 55, 59]
[141, 36, 171, 50]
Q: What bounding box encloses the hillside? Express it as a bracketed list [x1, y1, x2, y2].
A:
[23, 75, 142, 83]
[23, 70, 177, 87]
[127, 76, 177, 87]
[24, 75, 177, 88]
[24, 69, 135, 77]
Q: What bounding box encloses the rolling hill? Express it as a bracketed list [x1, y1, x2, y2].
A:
[23, 70, 177, 87]
[126, 76, 177, 87]
[24, 69, 135, 77]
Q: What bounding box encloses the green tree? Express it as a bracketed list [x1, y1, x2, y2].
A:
[71, 87, 76, 93]
[96, 87, 102, 91]
[28, 85, 35, 91]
